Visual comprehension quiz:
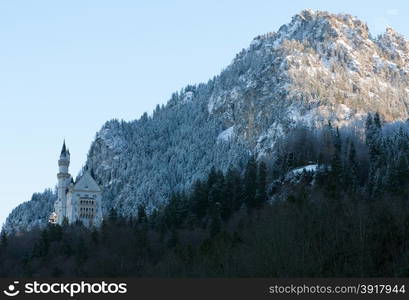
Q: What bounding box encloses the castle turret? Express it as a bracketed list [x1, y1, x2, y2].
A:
[56, 140, 71, 224]
[58, 140, 70, 173]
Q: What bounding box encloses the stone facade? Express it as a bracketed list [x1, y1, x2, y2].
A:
[50, 141, 103, 227]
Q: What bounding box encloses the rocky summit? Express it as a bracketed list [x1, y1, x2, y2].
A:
[4, 10, 409, 233]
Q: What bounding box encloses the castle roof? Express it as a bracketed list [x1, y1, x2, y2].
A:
[73, 171, 101, 192]
[60, 140, 70, 156]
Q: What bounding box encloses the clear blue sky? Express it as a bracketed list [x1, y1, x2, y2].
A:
[1, 0, 408, 227]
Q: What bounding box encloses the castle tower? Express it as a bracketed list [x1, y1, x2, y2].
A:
[56, 140, 71, 224]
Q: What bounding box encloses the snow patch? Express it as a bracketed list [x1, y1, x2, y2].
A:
[217, 126, 234, 142]
[182, 91, 194, 104]
[338, 104, 352, 119]
[290, 164, 318, 175]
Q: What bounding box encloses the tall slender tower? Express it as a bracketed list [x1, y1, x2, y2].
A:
[57, 140, 71, 224]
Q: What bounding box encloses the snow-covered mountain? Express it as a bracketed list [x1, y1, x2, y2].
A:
[4, 9, 409, 233]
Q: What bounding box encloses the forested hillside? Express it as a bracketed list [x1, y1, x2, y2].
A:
[2, 114, 409, 277]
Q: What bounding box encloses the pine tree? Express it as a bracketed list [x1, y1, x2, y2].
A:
[286, 152, 295, 171]
[207, 167, 219, 190]
[224, 167, 244, 212]
[397, 127, 409, 153]
[348, 141, 359, 194]
[373, 112, 382, 130]
[0, 231, 7, 248]
[165, 193, 187, 228]
[326, 129, 343, 199]
[191, 180, 208, 220]
[244, 156, 258, 209]
[255, 161, 267, 207]
[366, 113, 383, 165]
[209, 202, 222, 237]
[365, 113, 374, 145]
[208, 171, 225, 208]
[62, 217, 69, 227]
[333, 127, 341, 152]
[108, 208, 118, 223]
[371, 168, 384, 200]
[393, 154, 409, 197]
[91, 229, 99, 245]
[137, 204, 148, 224]
[223, 168, 236, 220]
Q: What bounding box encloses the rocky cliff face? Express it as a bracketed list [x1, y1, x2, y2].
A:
[208, 10, 409, 153]
[4, 10, 409, 233]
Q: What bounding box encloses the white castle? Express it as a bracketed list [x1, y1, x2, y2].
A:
[49, 141, 103, 226]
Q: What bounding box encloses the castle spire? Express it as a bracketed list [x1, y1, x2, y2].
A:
[61, 140, 67, 156]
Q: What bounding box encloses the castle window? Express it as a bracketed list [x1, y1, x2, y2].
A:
[78, 196, 96, 220]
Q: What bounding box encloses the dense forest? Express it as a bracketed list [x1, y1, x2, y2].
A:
[1, 113, 409, 277]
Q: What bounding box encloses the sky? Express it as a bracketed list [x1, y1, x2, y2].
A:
[1, 0, 408, 228]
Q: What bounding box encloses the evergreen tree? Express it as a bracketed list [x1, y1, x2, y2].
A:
[333, 127, 341, 152]
[365, 113, 374, 145]
[255, 161, 267, 207]
[62, 217, 69, 227]
[326, 129, 343, 199]
[165, 193, 188, 228]
[371, 168, 384, 201]
[207, 167, 219, 190]
[392, 154, 409, 197]
[208, 171, 225, 208]
[191, 180, 208, 220]
[347, 141, 359, 193]
[366, 113, 383, 165]
[373, 112, 382, 130]
[91, 229, 99, 245]
[0, 231, 7, 248]
[222, 168, 236, 220]
[244, 156, 258, 209]
[209, 202, 222, 237]
[286, 152, 295, 171]
[47, 223, 63, 242]
[108, 208, 118, 223]
[137, 204, 148, 224]
[225, 167, 244, 213]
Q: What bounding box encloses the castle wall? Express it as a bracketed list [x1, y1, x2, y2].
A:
[70, 189, 103, 226]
